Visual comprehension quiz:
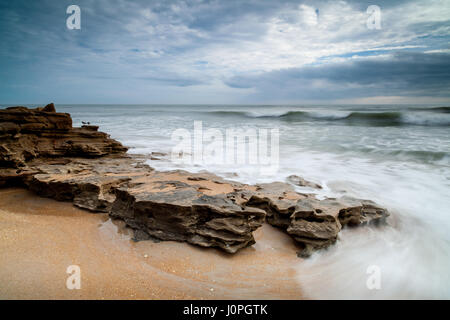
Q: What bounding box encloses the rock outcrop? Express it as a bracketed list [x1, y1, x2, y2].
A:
[0, 103, 127, 168]
[243, 183, 388, 256]
[23, 157, 266, 253]
[286, 174, 322, 189]
[0, 104, 389, 256]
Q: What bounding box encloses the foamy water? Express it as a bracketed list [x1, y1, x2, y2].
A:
[52, 104, 450, 298]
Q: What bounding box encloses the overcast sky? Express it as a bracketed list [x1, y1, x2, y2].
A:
[1, 0, 449, 104]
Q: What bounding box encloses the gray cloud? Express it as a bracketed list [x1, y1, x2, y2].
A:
[0, 0, 449, 103]
[224, 52, 450, 100]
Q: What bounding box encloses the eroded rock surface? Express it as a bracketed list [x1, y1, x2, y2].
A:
[21, 157, 266, 253]
[0, 103, 127, 168]
[286, 175, 322, 189]
[0, 104, 389, 256]
[243, 183, 388, 256]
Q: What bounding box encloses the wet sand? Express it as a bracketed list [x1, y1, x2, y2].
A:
[0, 188, 303, 300]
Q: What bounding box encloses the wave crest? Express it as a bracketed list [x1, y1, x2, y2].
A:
[205, 110, 450, 127]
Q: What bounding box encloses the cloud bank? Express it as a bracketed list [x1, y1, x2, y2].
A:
[0, 0, 449, 104]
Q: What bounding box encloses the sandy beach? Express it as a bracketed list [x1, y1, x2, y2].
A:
[0, 188, 303, 300]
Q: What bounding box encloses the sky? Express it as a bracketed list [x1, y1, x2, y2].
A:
[0, 0, 449, 104]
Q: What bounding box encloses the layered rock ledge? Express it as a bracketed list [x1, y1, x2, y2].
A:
[0, 104, 389, 256]
[0, 103, 127, 168]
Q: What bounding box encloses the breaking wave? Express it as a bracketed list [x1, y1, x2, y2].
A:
[204, 110, 450, 127]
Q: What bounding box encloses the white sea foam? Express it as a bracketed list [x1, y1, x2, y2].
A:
[287, 152, 450, 299]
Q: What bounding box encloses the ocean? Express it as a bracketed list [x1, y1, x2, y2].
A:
[20, 104, 450, 298]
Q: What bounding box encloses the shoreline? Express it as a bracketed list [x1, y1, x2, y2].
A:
[0, 188, 304, 300]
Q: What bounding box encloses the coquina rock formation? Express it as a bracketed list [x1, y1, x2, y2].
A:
[0, 103, 126, 168]
[0, 104, 389, 256]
